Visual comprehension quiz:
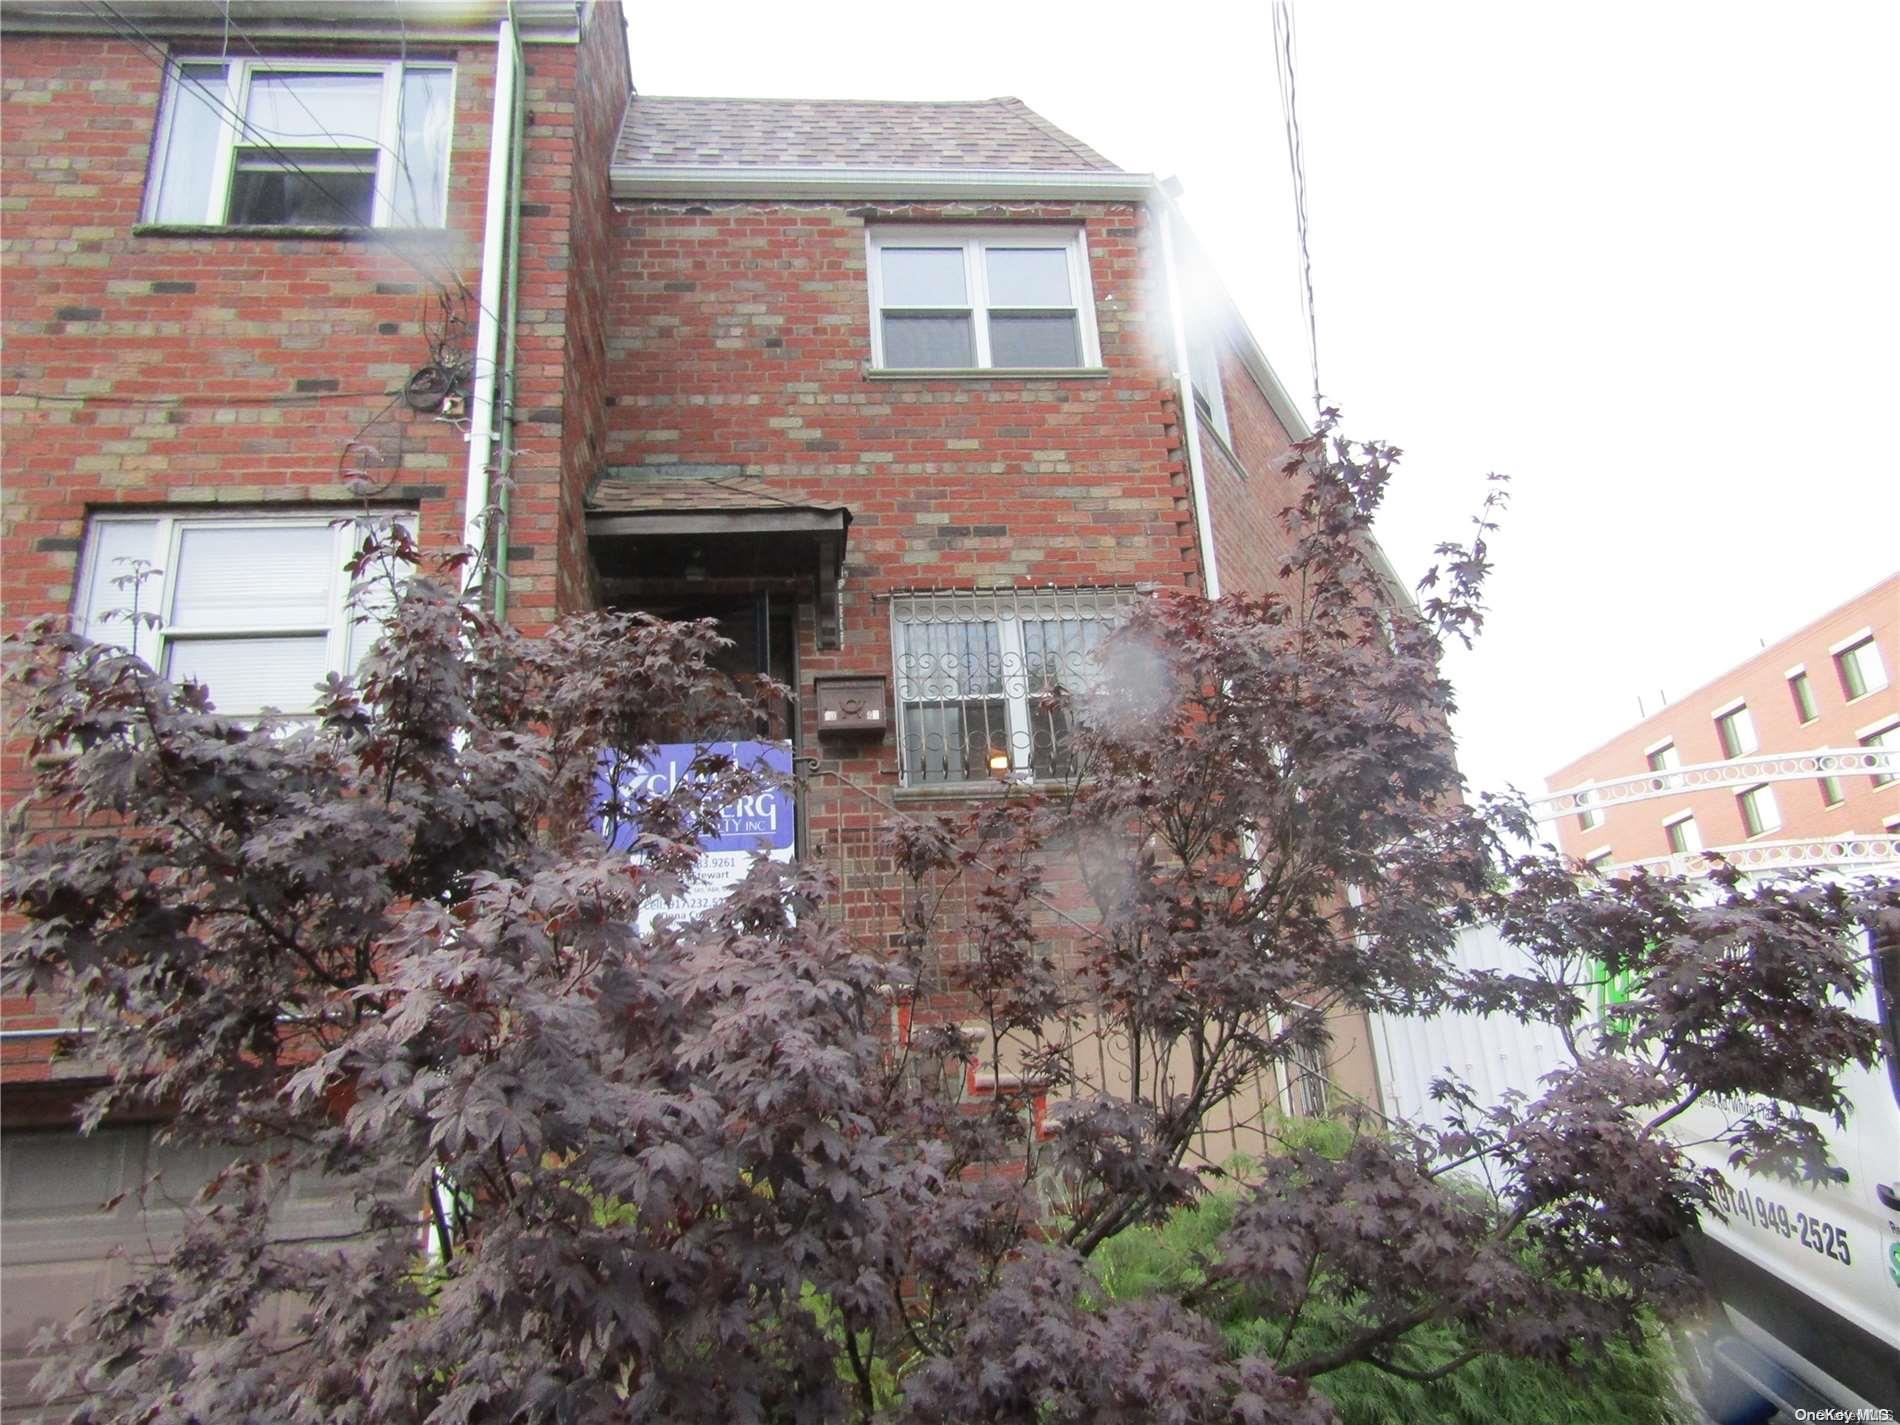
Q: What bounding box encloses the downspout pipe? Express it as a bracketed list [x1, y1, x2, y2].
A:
[1155, 184, 1222, 601]
[461, 10, 520, 598]
[491, 4, 526, 624]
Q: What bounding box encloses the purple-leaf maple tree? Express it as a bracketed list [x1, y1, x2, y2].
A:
[5, 424, 1894, 1424]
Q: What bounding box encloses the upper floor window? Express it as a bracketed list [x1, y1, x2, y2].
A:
[146, 59, 453, 228]
[1574, 781, 1603, 832]
[867, 227, 1098, 371]
[1786, 666, 1818, 723]
[1644, 739, 1681, 788]
[1737, 782, 1781, 838]
[1713, 700, 1757, 759]
[74, 511, 409, 717]
[1833, 633, 1888, 701]
[1662, 811, 1701, 855]
[891, 588, 1131, 785]
[1862, 716, 1899, 789]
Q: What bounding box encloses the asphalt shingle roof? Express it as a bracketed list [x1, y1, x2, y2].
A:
[613, 95, 1121, 173]
[587, 472, 841, 516]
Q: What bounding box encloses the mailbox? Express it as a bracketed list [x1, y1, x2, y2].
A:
[813, 676, 888, 737]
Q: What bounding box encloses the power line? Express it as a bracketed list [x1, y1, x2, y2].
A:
[1272, 0, 1322, 413]
[8, 386, 405, 408]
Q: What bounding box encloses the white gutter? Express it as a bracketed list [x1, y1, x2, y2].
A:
[462, 10, 519, 595]
[612, 166, 1157, 203]
[1155, 189, 1221, 600]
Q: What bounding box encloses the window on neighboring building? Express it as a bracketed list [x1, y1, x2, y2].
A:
[1645, 740, 1681, 788]
[145, 59, 453, 228]
[1819, 775, 1845, 807]
[1583, 847, 1614, 874]
[867, 227, 1097, 370]
[1862, 717, 1899, 789]
[1575, 782, 1603, 832]
[1787, 668, 1818, 723]
[1663, 812, 1701, 856]
[1835, 634, 1889, 701]
[891, 588, 1132, 784]
[73, 511, 409, 716]
[1737, 783, 1780, 838]
[1714, 702, 1757, 759]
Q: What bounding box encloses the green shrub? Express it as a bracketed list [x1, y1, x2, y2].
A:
[1092, 1176, 1694, 1425]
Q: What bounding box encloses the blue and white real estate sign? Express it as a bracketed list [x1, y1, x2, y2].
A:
[597, 741, 795, 929]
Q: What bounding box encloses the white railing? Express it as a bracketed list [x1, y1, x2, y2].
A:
[1535, 747, 1894, 820]
[1603, 834, 1898, 877]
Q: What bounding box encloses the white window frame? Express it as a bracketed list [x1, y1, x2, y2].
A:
[1860, 715, 1899, 789]
[1575, 780, 1603, 832]
[866, 225, 1101, 371]
[1644, 738, 1682, 789]
[1712, 699, 1758, 759]
[73, 510, 412, 717]
[1831, 632, 1888, 701]
[889, 588, 1132, 786]
[1662, 810, 1701, 855]
[1188, 322, 1232, 445]
[1785, 664, 1818, 724]
[1737, 782, 1781, 838]
[145, 57, 454, 228]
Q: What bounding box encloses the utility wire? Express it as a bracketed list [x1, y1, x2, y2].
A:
[1272, 0, 1322, 413]
[8, 387, 405, 407]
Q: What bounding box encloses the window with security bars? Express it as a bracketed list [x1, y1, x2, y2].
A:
[890, 588, 1132, 784]
[1285, 1038, 1331, 1119]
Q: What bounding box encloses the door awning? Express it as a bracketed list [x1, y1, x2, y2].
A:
[586, 476, 851, 649]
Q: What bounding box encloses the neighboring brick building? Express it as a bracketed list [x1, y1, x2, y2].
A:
[2, 10, 1400, 1406]
[1544, 573, 1899, 872]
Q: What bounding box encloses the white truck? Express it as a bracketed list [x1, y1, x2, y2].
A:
[1670, 934, 1900, 1419]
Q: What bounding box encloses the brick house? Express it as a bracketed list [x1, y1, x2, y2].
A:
[1543, 574, 1898, 874]
[1, 3, 1397, 1405]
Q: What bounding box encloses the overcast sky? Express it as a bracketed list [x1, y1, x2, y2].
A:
[627, 1, 1900, 814]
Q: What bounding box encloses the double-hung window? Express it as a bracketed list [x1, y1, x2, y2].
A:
[868, 227, 1098, 371]
[73, 512, 410, 717]
[891, 588, 1131, 784]
[1786, 666, 1818, 723]
[146, 59, 453, 228]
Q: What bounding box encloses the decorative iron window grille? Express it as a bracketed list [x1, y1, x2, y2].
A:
[890, 587, 1135, 785]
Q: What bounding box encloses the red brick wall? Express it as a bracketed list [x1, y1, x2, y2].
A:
[0, 9, 629, 1083]
[1197, 342, 1304, 598]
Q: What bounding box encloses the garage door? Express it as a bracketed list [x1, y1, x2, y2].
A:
[1, 1125, 366, 1421]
